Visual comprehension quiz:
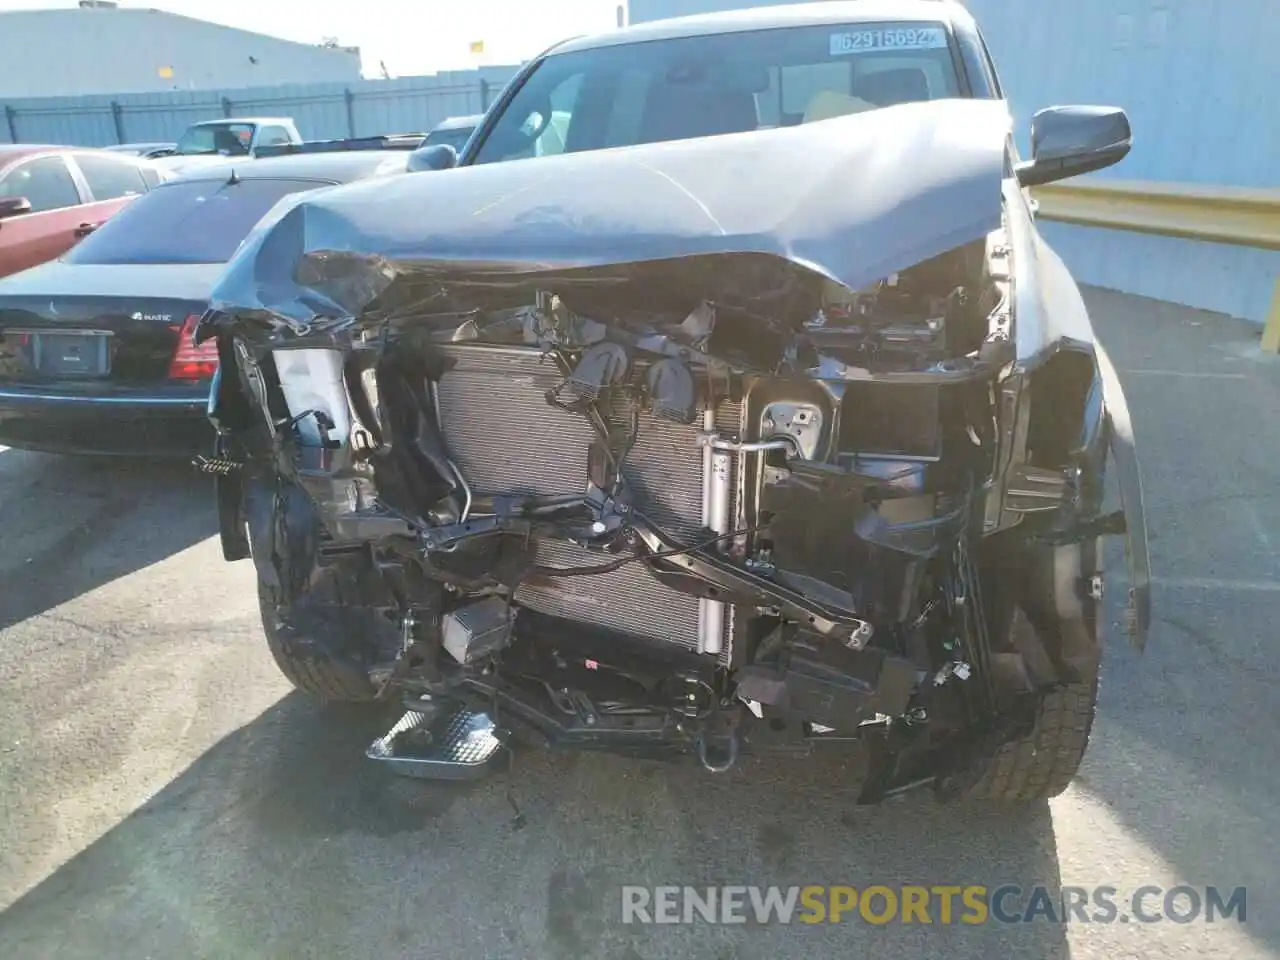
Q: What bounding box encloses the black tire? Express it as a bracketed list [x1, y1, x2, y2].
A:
[258, 581, 379, 702]
[963, 680, 1098, 801]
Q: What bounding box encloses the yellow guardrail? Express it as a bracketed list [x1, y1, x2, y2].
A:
[1031, 179, 1280, 352]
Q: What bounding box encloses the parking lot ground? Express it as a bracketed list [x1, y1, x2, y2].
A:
[0, 287, 1277, 960]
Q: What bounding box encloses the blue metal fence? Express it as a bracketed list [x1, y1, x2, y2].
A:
[0, 65, 521, 147]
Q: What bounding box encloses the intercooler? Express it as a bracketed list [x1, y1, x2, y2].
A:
[434, 345, 739, 660]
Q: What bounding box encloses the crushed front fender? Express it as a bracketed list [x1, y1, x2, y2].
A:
[1094, 340, 1151, 650]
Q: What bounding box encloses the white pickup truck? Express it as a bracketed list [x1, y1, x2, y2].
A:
[158, 117, 304, 172]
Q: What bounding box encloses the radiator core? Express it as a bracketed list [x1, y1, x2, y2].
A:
[434, 346, 737, 656]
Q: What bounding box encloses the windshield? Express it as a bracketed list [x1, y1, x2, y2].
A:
[64, 177, 326, 265]
[473, 21, 960, 164]
[175, 123, 254, 156]
[424, 126, 477, 152]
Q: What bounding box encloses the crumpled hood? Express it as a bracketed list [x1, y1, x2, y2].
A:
[203, 98, 1013, 336]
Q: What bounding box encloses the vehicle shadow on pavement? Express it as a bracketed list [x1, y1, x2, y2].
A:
[0, 452, 215, 633]
[1075, 299, 1280, 955]
[1070, 609, 1280, 955]
[0, 692, 1069, 960]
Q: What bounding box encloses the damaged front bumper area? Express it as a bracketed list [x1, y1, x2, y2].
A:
[198, 101, 1148, 798]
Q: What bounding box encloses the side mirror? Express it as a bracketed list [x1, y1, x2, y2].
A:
[1015, 106, 1132, 187]
[0, 196, 32, 219]
[407, 143, 458, 173]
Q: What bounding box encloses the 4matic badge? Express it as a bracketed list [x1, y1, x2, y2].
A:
[131, 311, 173, 323]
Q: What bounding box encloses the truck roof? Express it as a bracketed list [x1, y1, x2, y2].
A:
[187, 117, 295, 127]
[432, 115, 484, 132]
[554, 0, 959, 55]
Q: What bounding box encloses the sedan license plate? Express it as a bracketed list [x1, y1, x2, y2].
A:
[31, 332, 111, 377]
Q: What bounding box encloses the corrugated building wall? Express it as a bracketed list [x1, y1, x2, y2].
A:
[0, 7, 361, 98]
[965, 0, 1279, 324]
[625, 0, 1280, 323]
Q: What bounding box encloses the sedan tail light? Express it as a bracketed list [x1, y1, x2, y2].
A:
[168, 314, 219, 381]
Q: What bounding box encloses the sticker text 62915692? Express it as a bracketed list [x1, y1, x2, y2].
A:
[829, 26, 949, 56]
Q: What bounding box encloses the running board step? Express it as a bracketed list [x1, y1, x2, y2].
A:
[366, 706, 505, 780]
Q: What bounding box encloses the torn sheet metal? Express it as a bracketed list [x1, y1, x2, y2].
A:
[200, 99, 1012, 340]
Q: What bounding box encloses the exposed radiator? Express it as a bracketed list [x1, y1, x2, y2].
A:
[434, 345, 738, 658]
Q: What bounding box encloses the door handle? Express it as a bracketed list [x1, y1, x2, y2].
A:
[74, 222, 101, 238]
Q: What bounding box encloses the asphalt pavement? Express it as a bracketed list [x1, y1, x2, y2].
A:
[0, 288, 1277, 959]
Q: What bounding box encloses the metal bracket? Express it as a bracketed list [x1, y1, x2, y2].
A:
[1004, 464, 1071, 513]
[760, 402, 824, 460]
[630, 521, 874, 647]
[193, 454, 244, 475]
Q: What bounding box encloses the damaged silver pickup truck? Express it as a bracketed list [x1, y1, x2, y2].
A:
[197, 1, 1150, 802]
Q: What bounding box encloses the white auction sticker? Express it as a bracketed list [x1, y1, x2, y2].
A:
[829, 26, 949, 55]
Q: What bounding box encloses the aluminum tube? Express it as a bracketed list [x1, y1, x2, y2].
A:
[698, 407, 730, 656]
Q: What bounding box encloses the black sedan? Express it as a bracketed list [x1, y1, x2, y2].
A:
[0, 149, 413, 455]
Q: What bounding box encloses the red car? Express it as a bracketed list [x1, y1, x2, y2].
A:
[0, 145, 165, 279]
